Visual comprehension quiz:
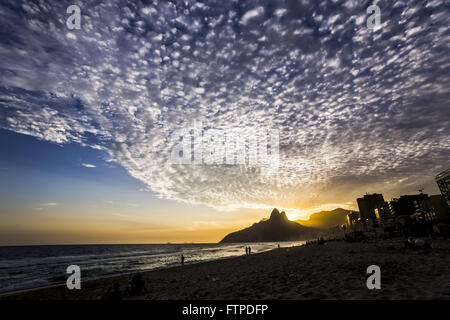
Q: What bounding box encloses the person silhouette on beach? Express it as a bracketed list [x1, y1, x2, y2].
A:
[127, 274, 147, 296]
[181, 254, 185, 265]
[245, 246, 248, 255]
[103, 282, 123, 300]
[248, 246, 251, 254]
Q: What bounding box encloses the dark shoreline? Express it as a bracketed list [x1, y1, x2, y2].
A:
[1, 238, 449, 300]
[0, 242, 293, 297]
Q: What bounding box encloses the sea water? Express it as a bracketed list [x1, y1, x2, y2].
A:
[0, 241, 304, 293]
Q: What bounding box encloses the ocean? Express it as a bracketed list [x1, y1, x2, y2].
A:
[0, 241, 305, 293]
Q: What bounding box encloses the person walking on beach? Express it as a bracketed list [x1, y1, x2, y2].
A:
[248, 246, 251, 254]
[245, 246, 248, 255]
[181, 254, 185, 265]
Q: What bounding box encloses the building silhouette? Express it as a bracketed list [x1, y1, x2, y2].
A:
[374, 201, 391, 226]
[357, 193, 385, 225]
[349, 171, 450, 236]
[436, 168, 450, 208]
[413, 194, 450, 223]
[346, 211, 360, 227]
[388, 194, 428, 217]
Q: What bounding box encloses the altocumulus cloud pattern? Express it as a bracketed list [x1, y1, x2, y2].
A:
[0, 0, 449, 211]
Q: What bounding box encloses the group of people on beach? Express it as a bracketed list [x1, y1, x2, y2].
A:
[245, 246, 251, 255]
[103, 274, 147, 300]
[103, 252, 189, 300]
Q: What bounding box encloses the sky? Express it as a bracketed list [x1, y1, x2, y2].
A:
[0, 0, 449, 245]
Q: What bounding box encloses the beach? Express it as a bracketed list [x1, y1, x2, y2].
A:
[1, 238, 449, 300]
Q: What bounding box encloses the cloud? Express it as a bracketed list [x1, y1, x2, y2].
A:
[0, 0, 449, 211]
[81, 163, 96, 168]
[39, 202, 60, 207]
[240, 6, 265, 25]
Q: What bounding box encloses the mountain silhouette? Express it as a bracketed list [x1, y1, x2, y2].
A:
[219, 208, 318, 243]
[295, 208, 350, 229]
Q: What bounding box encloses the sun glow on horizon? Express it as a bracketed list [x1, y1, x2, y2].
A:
[283, 203, 355, 221]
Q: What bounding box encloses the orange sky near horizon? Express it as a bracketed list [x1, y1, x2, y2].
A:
[0, 201, 359, 246]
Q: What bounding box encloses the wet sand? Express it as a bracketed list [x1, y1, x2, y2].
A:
[1, 238, 449, 300]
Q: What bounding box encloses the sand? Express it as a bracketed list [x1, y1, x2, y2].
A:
[1, 238, 449, 300]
